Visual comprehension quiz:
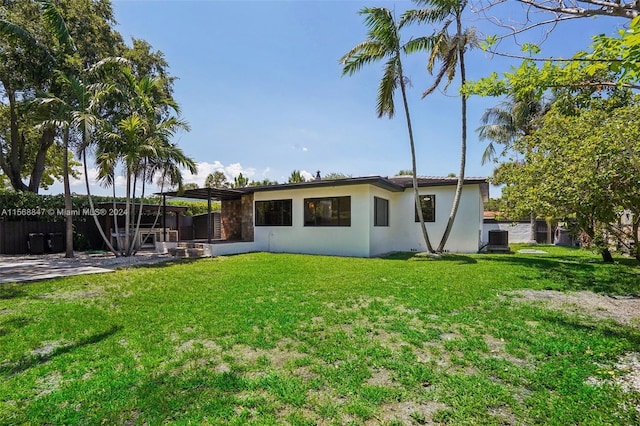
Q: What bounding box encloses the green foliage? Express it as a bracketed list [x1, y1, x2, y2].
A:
[166, 199, 219, 216]
[466, 17, 640, 100]
[0, 0, 123, 192]
[0, 191, 122, 222]
[321, 172, 351, 180]
[495, 95, 640, 260]
[287, 170, 306, 184]
[0, 249, 638, 423]
[248, 178, 279, 187]
[181, 182, 198, 190]
[395, 169, 413, 176]
[204, 171, 228, 188]
[231, 172, 249, 188]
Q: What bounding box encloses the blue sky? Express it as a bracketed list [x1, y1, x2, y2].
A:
[60, 0, 625, 196]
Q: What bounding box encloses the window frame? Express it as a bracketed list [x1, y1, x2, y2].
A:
[304, 196, 351, 227]
[374, 196, 389, 227]
[414, 194, 436, 223]
[255, 199, 293, 226]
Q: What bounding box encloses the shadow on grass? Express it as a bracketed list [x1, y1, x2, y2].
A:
[0, 316, 32, 337]
[125, 257, 206, 270]
[0, 284, 28, 300]
[0, 325, 122, 377]
[486, 255, 640, 295]
[534, 308, 640, 348]
[381, 252, 478, 264]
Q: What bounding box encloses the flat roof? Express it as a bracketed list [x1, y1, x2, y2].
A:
[157, 175, 489, 201]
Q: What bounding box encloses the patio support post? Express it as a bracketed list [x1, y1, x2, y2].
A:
[163, 194, 167, 242]
[207, 188, 212, 244]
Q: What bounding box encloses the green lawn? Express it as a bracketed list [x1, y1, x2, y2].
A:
[1, 246, 639, 425]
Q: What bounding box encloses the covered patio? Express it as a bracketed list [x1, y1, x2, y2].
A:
[155, 187, 256, 257]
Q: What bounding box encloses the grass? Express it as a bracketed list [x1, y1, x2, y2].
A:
[0, 245, 639, 424]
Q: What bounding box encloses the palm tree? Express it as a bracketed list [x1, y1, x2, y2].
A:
[477, 92, 551, 241]
[39, 67, 121, 256]
[97, 70, 193, 256]
[288, 170, 306, 184]
[340, 7, 435, 253]
[402, 0, 477, 253]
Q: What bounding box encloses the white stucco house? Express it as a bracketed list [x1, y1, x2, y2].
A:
[158, 175, 489, 257]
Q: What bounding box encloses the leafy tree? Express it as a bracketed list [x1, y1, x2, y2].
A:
[287, 169, 307, 184]
[231, 172, 249, 188]
[249, 178, 278, 186]
[495, 95, 640, 262]
[484, 197, 507, 214]
[395, 169, 413, 176]
[402, 0, 477, 253]
[97, 69, 195, 256]
[181, 182, 198, 190]
[468, 4, 640, 101]
[341, 7, 435, 252]
[0, 0, 122, 193]
[322, 172, 351, 180]
[205, 171, 229, 188]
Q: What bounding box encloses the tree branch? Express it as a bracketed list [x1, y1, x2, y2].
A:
[517, 0, 639, 19]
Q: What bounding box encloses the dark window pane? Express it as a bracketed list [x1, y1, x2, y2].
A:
[374, 197, 389, 227]
[255, 199, 292, 226]
[414, 195, 435, 222]
[304, 196, 351, 227]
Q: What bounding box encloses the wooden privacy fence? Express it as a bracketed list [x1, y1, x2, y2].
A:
[0, 221, 65, 255]
[0, 221, 102, 255]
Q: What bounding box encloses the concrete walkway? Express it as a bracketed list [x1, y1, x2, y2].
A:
[0, 251, 173, 284]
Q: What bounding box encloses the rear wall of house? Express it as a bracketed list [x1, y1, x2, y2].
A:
[390, 185, 483, 253]
[253, 185, 372, 257]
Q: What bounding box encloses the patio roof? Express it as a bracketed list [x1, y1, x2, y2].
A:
[159, 187, 246, 201]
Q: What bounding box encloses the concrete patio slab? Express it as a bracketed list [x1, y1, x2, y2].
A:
[0, 260, 114, 284]
[0, 251, 173, 284]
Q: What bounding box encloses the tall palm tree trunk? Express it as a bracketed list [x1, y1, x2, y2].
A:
[62, 129, 74, 258]
[130, 169, 147, 256]
[124, 173, 132, 255]
[82, 149, 119, 255]
[399, 62, 434, 253]
[437, 15, 467, 253]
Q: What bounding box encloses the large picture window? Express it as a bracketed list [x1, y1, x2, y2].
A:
[414, 195, 435, 222]
[255, 199, 292, 226]
[304, 196, 351, 226]
[374, 196, 389, 227]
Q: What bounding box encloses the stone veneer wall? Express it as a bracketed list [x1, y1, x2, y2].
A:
[221, 199, 242, 240]
[221, 194, 254, 241]
[241, 194, 254, 242]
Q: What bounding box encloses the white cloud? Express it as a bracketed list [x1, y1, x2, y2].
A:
[179, 161, 257, 188]
[225, 162, 256, 179]
[300, 170, 314, 181]
[70, 167, 126, 189]
[302, 147, 308, 152]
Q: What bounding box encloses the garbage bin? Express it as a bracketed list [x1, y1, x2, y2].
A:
[48, 233, 64, 253]
[28, 233, 45, 254]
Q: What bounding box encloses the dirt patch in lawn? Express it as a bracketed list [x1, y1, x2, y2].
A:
[372, 400, 448, 425]
[508, 290, 640, 327]
[511, 290, 640, 399]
